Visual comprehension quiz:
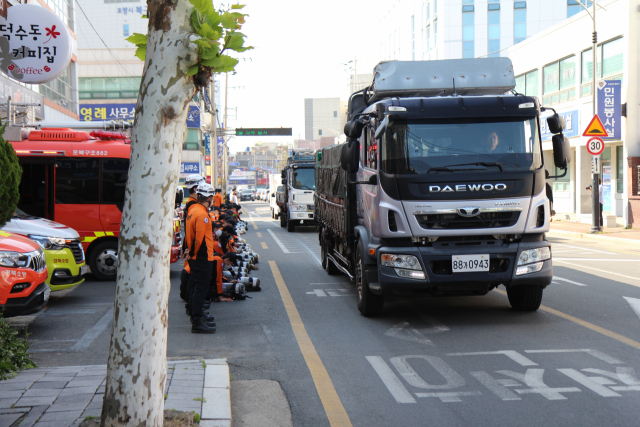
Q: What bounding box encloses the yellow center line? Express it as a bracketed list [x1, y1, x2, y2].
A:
[261, 242, 268, 250]
[495, 289, 640, 351]
[554, 260, 640, 286]
[256, 232, 262, 238]
[252, 221, 258, 230]
[269, 261, 352, 427]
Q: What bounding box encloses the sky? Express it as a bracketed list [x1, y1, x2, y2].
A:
[223, 0, 386, 154]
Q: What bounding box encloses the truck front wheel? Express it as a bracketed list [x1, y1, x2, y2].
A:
[280, 212, 286, 228]
[286, 217, 295, 232]
[89, 240, 118, 282]
[356, 247, 384, 317]
[506, 285, 543, 311]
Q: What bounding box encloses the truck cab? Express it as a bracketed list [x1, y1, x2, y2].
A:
[279, 149, 317, 232]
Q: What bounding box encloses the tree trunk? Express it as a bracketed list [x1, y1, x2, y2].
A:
[101, 1, 197, 425]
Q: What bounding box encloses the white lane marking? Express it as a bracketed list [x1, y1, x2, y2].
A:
[68, 308, 114, 352]
[447, 350, 538, 366]
[326, 289, 354, 297]
[551, 243, 615, 255]
[558, 369, 622, 397]
[267, 229, 300, 254]
[552, 276, 588, 287]
[524, 349, 623, 364]
[623, 297, 640, 321]
[298, 238, 322, 266]
[415, 391, 482, 402]
[417, 314, 450, 334]
[385, 322, 435, 346]
[308, 289, 327, 297]
[554, 260, 640, 282]
[470, 371, 521, 401]
[366, 356, 416, 404]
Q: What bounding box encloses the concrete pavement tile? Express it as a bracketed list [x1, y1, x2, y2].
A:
[163, 399, 201, 412]
[17, 405, 48, 427]
[0, 408, 26, 414]
[29, 381, 68, 389]
[64, 380, 101, 389]
[0, 398, 18, 409]
[169, 379, 203, 388]
[75, 370, 106, 378]
[3, 374, 45, 383]
[167, 385, 204, 395]
[22, 389, 62, 398]
[0, 413, 23, 427]
[202, 388, 230, 420]
[14, 396, 57, 407]
[57, 387, 97, 397]
[35, 376, 74, 383]
[95, 385, 105, 394]
[0, 390, 23, 399]
[204, 365, 229, 389]
[200, 421, 231, 427]
[81, 406, 101, 419]
[0, 383, 31, 391]
[171, 372, 204, 380]
[37, 409, 83, 423]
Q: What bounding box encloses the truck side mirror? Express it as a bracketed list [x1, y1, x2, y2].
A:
[552, 134, 571, 169]
[344, 120, 364, 138]
[340, 139, 360, 172]
[547, 114, 566, 134]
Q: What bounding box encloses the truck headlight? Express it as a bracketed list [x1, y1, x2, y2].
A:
[29, 235, 65, 250]
[289, 204, 307, 211]
[517, 247, 551, 266]
[0, 251, 29, 268]
[381, 254, 421, 270]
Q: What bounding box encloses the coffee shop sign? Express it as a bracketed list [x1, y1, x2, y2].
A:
[0, 4, 72, 84]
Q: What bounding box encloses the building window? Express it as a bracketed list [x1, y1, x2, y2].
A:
[514, 2, 526, 44]
[434, 0, 437, 15]
[462, 5, 474, 58]
[334, 111, 338, 118]
[434, 18, 438, 49]
[543, 56, 576, 105]
[552, 163, 570, 192]
[43, 0, 74, 31]
[488, 4, 500, 57]
[515, 69, 539, 97]
[79, 77, 142, 99]
[426, 24, 431, 52]
[183, 129, 201, 150]
[581, 37, 623, 96]
[426, 1, 430, 20]
[123, 24, 129, 37]
[567, 0, 592, 18]
[616, 146, 624, 193]
[40, 63, 77, 114]
[318, 129, 322, 136]
[411, 15, 415, 60]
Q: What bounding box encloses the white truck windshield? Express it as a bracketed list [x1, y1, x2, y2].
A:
[381, 117, 542, 174]
[291, 168, 316, 190]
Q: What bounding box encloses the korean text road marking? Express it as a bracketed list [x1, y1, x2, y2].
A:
[269, 261, 352, 427]
[624, 297, 640, 322]
[366, 356, 416, 404]
[448, 350, 538, 366]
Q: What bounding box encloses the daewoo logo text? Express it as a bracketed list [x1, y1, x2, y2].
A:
[428, 184, 507, 192]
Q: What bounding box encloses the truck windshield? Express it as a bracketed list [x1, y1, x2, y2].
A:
[381, 117, 542, 174]
[291, 168, 316, 190]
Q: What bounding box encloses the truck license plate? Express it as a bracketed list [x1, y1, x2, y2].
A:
[452, 255, 490, 272]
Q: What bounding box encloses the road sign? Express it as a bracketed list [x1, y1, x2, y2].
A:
[586, 137, 605, 156]
[583, 114, 608, 137]
[597, 80, 621, 139]
[591, 156, 600, 174]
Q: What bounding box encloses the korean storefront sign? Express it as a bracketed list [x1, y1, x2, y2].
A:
[597, 80, 621, 140]
[204, 133, 211, 155]
[540, 110, 579, 141]
[0, 4, 72, 84]
[80, 103, 135, 121]
[186, 105, 200, 128]
[180, 162, 200, 175]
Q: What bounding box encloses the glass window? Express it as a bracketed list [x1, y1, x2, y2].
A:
[101, 160, 129, 205]
[185, 128, 200, 144]
[78, 77, 143, 99]
[552, 162, 570, 192]
[40, 63, 76, 114]
[543, 63, 559, 94]
[463, 41, 474, 59]
[616, 145, 623, 193]
[426, 1, 430, 19]
[515, 69, 538, 97]
[43, 0, 74, 31]
[426, 24, 431, 51]
[411, 15, 415, 60]
[602, 38, 623, 77]
[514, 3, 526, 44]
[488, 40, 500, 57]
[559, 56, 576, 90]
[123, 24, 129, 37]
[462, 5, 474, 12]
[515, 75, 525, 94]
[434, 0, 437, 15]
[434, 19, 438, 47]
[568, 0, 592, 18]
[291, 168, 315, 190]
[488, 3, 500, 10]
[55, 158, 100, 204]
[463, 8, 474, 58]
[488, 8, 500, 57]
[462, 0, 474, 4]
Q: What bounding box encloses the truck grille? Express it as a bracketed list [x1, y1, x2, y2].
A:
[416, 211, 520, 230]
[28, 250, 46, 272]
[64, 240, 85, 264]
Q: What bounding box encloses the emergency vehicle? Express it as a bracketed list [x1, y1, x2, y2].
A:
[10, 128, 182, 281]
[0, 231, 49, 317]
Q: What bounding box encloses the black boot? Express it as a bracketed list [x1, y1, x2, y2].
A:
[192, 320, 216, 334]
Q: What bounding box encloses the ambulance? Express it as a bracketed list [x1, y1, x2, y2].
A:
[10, 128, 182, 281]
[0, 231, 49, 317]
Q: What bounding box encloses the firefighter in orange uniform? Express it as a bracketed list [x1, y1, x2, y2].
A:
[185, 183, 217, 334]
[213, 189, 224, 208]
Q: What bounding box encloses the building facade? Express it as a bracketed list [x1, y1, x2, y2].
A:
[304, 97, 347, 141]
[508, 0, 638, 227]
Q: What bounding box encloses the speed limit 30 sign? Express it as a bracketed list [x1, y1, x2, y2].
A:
[587, 137, 605, 156]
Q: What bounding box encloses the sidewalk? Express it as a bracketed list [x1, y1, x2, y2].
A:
[0, 359, 230, 427]
[549, 220, 640, 249]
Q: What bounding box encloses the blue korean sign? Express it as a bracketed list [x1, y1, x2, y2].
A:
[187, 106, 200, 128]
[80, 103, 136, 121]
[540, 110, 579, 141]
[597, 80, 621, 140]
[204, 133, 211, 155]
[180, 162, 200, 175]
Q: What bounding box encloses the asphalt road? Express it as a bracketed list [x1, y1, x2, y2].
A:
[22, 200, 640, 427]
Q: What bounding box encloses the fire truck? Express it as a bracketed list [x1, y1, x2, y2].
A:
[9, 127, 182, 281]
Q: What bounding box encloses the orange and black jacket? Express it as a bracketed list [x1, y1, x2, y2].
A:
[182, 196, 199, 254]
[212, 254, 223, 294]
[213, 193, 223, 207]
[186, 203, 214, 261]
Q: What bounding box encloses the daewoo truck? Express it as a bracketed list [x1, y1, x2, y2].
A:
[279, 149, 316, 232]
[316, 59, 570, 316]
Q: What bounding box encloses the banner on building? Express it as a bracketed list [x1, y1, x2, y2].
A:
[187, 106, 200, 128]
[180, 162, 200, 175]
[204, 133, 211, 155]
[602, 165, 612, 212]
[540, 110, 579, 141]
[597, 80, 621, 140]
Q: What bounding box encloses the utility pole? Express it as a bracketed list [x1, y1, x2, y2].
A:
[210, 81, 218, 187]
[589, 0, 600, 233]
[222, 72, 229, 197]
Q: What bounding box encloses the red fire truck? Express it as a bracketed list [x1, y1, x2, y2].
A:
[10, 128, 182, 281]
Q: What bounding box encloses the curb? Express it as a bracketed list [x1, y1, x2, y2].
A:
[200, 358, 231, 427]
[547, 229, 640, 250]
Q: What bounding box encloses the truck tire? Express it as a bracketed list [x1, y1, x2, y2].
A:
[506, 285, 543, 311]
[286, 217, 295, 232]
[320, 234, 327, 269]
[356, 246, 384, 317]
[280, 212, 286, 227]
[89, 240, 118, 282]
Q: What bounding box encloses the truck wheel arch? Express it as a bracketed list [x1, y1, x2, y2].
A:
[354, 225, 377, 265]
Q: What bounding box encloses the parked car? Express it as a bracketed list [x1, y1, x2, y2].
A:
[239, 189, 255, 201]
[0, 231, 49, 317]
[2, 209, 87, 291]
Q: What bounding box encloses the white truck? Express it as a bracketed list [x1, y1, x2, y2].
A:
[269, 174, 282, 219]
[278, 149, 316, 232]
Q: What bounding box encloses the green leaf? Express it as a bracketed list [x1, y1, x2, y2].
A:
[197, 22, 219, 40]
[203, 54, 239, 73]
[231, 4, 246, 9]
[225, 33, 246, 51]
[220, 12, 237, 29]
[187, 65, 199, 76]
[233, 46, 253, 53]
[191, 11, 202, 33]
[125, 33, 148, 45]
[141, 14, 147, 19]
[134, 45, 146, 61]
[189, 0, 214, 17]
